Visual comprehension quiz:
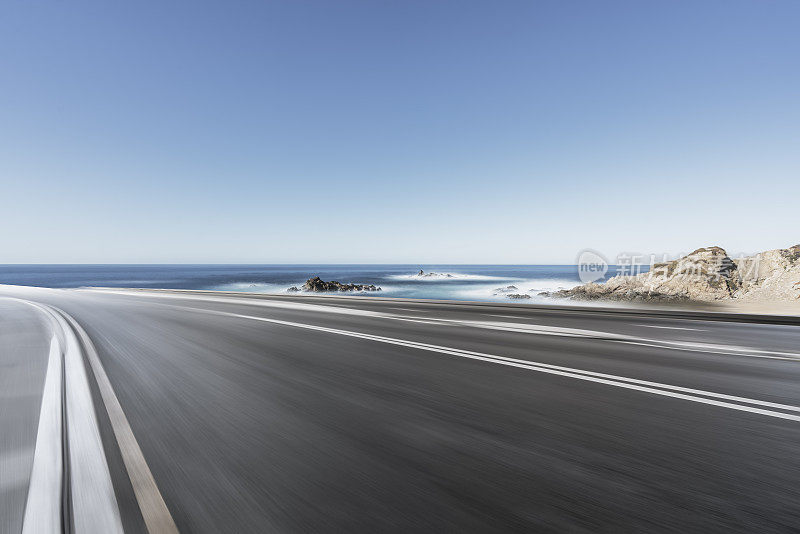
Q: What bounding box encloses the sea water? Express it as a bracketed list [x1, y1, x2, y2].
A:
[0, 264, 628, 303]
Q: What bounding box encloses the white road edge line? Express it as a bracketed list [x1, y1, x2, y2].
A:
[387, 316, 800, 361]
[60, 309, 125, 533]
[20, 300, 124, 534]
[61, 310, 180, 534]
[16, 298, 178, 534]
[183, 306, 800, 423]
[22, 335, 63, 534]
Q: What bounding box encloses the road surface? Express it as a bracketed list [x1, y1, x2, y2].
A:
[2, 286, 800, 533]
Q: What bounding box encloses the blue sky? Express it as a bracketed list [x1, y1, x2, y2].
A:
[1, 1, 798, 263]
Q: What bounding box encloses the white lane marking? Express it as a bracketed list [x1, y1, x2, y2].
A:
[22, 336, 63, 534]
[405, 317, 800, 361]
[617, 339, 800, 361]
[87, 288, 392, 318]
[420, 318, 626, 338]
[177, 306, 800, 422]
[62, 311, 180, 534]
[635, 324, 704, 331]
[94, 289, 800, 361]
[389, 307, 423, 312]
[51, 305, 124, 534]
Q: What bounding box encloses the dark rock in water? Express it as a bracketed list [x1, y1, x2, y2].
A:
[302, 277, 381, 292]
[287, 286, 300, 292]
[507, 293, 531, 299]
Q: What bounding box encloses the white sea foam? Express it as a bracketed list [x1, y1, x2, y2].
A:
[388, 272, 512, 282]
[109, 279, 183, 285]
[522, 279, 580, 293]
[452, 279, 580, 302]
[213, 276, 579, 303]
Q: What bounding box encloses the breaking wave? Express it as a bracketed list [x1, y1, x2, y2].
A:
[451, 279, 580, 301]
[387, 272, 512, 282]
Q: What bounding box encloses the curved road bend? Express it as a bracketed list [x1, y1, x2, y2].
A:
[2, 285, 800, 533]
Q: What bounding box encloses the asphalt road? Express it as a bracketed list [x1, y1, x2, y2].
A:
[2, 286, 800, 533]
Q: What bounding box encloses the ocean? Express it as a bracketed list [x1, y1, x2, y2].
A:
[0, 264, 627, 303]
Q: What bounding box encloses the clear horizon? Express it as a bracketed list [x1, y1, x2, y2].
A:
[2, 1, 799, 263]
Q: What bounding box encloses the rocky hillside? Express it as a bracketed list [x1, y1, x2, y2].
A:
[546, 245, 800, 303]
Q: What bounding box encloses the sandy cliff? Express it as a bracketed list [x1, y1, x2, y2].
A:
[548, 245, 800, 303]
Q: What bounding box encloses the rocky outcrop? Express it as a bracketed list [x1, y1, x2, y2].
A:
[493, 285, 519, 294]
[301, 277, 381, 293]
[493, 285, 531, 299]
[732, 245, 800, 302]
[545, 245, 800, 303]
